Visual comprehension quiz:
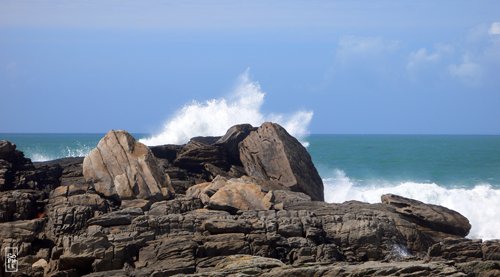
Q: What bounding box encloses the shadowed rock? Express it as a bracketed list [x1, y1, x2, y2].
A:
[381, 194, 471, 237]
[216, 124, 256, 165]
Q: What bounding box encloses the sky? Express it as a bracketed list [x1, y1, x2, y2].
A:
[1, 0, 500, 134]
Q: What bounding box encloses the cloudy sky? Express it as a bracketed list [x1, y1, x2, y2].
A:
[1, 0, 499, 134]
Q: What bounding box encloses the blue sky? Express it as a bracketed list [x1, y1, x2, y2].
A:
[1, 1, 499, 134]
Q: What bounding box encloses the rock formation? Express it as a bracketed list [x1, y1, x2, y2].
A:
[239, 122, 324, 201]
[0, 123, 498, 277]
[82, 130, 173, 202]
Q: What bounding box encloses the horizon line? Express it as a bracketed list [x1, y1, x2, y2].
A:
[1, 132, 500, 136]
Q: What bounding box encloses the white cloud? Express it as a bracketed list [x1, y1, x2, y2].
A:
[489, 22, 500, 35]
[448, 55, 482, 85]
[406, 44, 454, 78]
[407, 48, 440, 69]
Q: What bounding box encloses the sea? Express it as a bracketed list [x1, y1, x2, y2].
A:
[1, 133, 499, 240]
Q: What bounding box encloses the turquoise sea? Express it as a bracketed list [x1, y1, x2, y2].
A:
[1, 133, 499, 239]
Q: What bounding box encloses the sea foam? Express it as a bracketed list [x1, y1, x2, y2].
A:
[324, 169, 500, 240]
[29, 145, 93, 162]
[140, 69, 313, 146]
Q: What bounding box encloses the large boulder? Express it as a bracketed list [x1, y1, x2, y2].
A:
[381, 194, 471, 237]
[83, 130, 173, 202]
[239, 122, 324, 201]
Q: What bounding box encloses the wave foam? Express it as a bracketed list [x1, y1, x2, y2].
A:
[28, 145, 93, 162]
[324, 169, 500, 240]
[140, 69, 313, 146]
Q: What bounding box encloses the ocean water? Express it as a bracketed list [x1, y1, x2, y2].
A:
[0, 133, 144, 162]
[307, 135, 500, 240]
[1, 133, 499, 240]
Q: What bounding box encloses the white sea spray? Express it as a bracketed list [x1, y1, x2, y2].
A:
[140, 69, 313, 146]
[323, 169, 500, 240]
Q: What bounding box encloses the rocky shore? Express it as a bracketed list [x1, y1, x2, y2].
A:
[1, 122, 498, 276]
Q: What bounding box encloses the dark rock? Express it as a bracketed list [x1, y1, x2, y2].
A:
[44, 184, 110, 238]
[0, 218, 45, 241]
[482, 240, 500, 260]
[149, 144, 182, 163]
[0, 190, 43, 222]
[215, 124, 255, 165]
[174, 139, 229, 172]
[239, 122, 324, 201]
[456, 260, 500, 277]
[0, 140, 49, 191]
[36, 157, 85, 187]
[136, 235, 198, 275]
[382, 194, 471, 237]
[259, 260, 468, 277]
[191, 136, 221, 145]
[201, 233, 250, 256]
[87, 213, 132, 227]
[148, 196, 203, 215]
[202, 217, 254, 234]
[427, 238, 500, 263]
